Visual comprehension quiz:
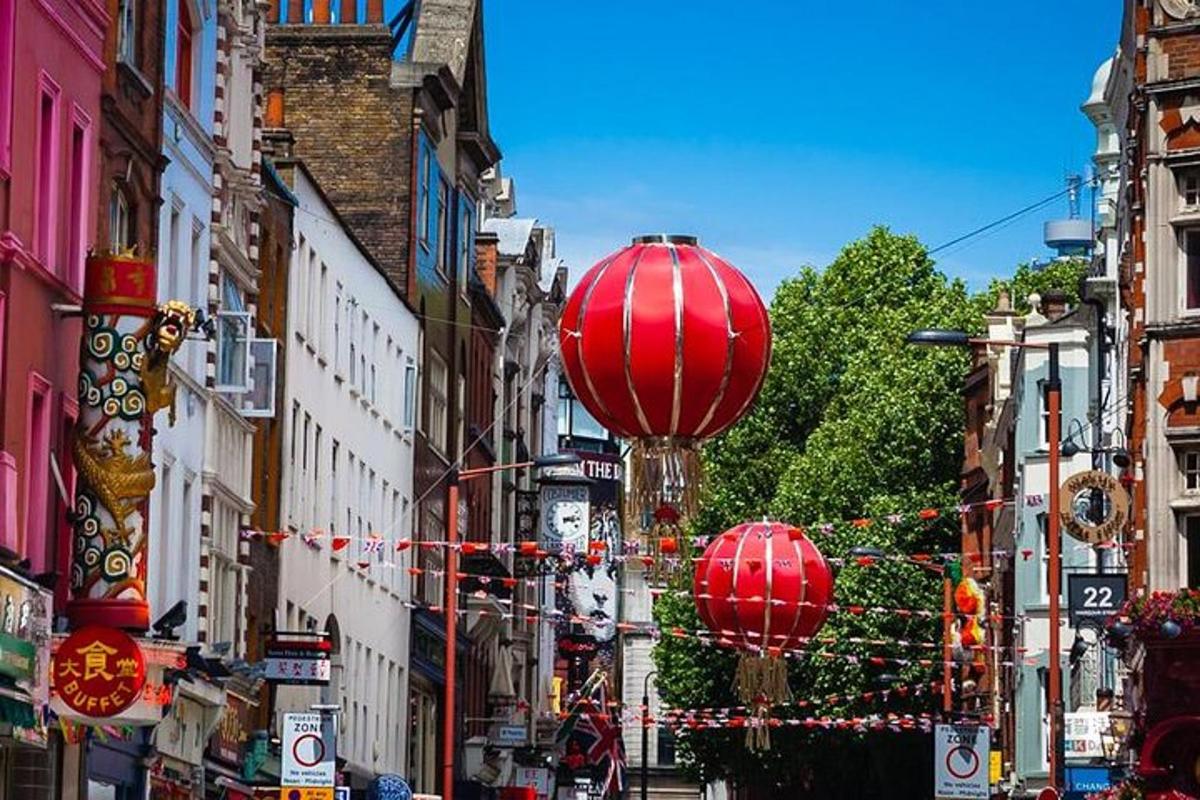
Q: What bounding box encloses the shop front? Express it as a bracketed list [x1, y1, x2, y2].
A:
[151, 677, 226, 799]
[202, 686, 260, 800]
[0, 565, 55, 799]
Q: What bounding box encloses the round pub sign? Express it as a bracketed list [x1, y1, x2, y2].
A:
[1058, 470, 1129, 545]
[53, 625, 146, 717]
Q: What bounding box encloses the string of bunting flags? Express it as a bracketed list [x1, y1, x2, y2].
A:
[240, 490, 1131, 563]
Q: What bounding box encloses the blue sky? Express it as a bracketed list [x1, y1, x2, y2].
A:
[481, 1, 1123, 297]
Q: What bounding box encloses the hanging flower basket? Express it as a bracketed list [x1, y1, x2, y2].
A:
[1109, 589, 1200, 638]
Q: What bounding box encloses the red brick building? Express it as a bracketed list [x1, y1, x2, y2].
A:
[1106, 0, 1200, 788]
[96, 0, 165, 252]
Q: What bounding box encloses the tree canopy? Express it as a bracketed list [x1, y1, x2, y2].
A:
[651, 229, 1088, 796]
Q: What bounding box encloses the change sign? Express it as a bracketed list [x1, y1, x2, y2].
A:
[935, 724, 990, 800]
[282, 713, 336, 787]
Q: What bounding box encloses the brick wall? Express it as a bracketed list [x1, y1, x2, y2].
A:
[264, 26, 414, 298]
[97, 0, 165, 251]
[1162, 34, 1200, 82]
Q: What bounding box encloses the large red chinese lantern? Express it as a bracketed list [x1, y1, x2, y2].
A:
[693, 521, 834, 748]
[558, 235, 771, 539]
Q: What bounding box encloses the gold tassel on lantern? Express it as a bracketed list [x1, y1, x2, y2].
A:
[628, 438, 700, 563]
[734, 653, 791, 751]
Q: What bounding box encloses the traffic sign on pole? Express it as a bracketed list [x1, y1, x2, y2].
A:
[282, 712, 337, 787]
[934, 724, 990, 799]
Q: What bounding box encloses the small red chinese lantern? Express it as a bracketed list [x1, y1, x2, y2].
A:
[693, 521, 834, 748]
[559, 235, 771, 537]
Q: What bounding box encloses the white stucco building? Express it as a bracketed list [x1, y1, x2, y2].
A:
[148, 0, 219, 646]
[271, 161, 420, 786]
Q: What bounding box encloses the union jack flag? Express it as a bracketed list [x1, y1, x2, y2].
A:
[556, 673, 626, 796]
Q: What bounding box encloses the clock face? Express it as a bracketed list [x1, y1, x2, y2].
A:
[1163, 0, 1200, 20]
[540, 485, 590, 547]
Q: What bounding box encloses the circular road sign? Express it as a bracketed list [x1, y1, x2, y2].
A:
[945, 744, 981, 780]
[292, 732, 325, 768]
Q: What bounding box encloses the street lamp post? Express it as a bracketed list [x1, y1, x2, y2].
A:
[442, 453, 581, 800]
[907, 330, 1064, 793]
[641, 670, 657, 800]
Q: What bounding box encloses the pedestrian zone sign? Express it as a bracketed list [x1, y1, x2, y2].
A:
[935, 724, 990, 800]
[282, 713, 337, 787]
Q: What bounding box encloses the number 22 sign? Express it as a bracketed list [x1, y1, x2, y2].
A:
[1067, 574, 1127, 627]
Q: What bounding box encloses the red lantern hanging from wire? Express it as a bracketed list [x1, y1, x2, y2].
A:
[558, 235, 771, 545]
[693, 521, 834, 749]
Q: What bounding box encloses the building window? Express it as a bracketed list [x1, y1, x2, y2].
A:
[175, 2, 194, 109]
[67, 112, 90, 290]
[1184, 173, 1200, 211]
[657, 723, 676, 766]
[167, 203, 182, 301]
[117, 0, 136, 64]
[24, 374, 52, 562]
[109, 184, 133, 251]
[426, 351, 448, 454]
[418, 145, 431, 246]
[403, 357, 417, 431]
[458, 198, 473, 293]
[0, 0, 14, 173]
[1188, 516, 1200, 590]
[1186, 451, 1200, 494]
[1187, 230, 1200, 311]
[435, 178, 449, 277]
[35, 79, 60, 266]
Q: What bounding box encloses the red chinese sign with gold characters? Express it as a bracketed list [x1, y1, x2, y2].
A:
[52, 625, 145, 717]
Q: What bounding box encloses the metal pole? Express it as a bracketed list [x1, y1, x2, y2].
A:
[943, 575, 953, 714]
[444, 475, 460, 800]
[1047, 342, 1064, 793]
[642, 670, 656, 800]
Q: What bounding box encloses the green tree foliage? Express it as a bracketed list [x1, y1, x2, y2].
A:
[652, 228, 1062, 795]
[973, 257, 1090, 316]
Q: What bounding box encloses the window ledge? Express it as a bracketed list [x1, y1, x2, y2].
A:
[317, 355, 328, 368]
[305, 342, 317, 357]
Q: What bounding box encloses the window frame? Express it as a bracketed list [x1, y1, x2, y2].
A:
[109, 183, 133, 251]
[1185, 228, 1200, 313]
[0, 0, 15, 175]
[116, 0, 137, 65]
[66, 107, 91, 292]
[1185, 450, 1200, 494]
[435, 177, 449, 278]
[34, 75, 61, 268]
[426, 350, 448, 455]
[174, 0, 195, 110]
[418, 144, 432, 248]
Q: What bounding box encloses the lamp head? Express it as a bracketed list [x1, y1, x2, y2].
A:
[905, 330, 972, 349]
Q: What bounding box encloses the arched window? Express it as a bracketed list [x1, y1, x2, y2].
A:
[175, 0, 195, 109]
[108, 183, 132, 250]
[116, 0, 136, 64]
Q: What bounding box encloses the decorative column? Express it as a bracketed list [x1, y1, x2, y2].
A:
[67, 252, 195, 632]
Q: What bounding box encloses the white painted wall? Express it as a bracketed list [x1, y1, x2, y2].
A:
[274, 167, 419, 781]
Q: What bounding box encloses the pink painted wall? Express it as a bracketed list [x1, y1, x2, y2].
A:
[0, 0, 104, 576]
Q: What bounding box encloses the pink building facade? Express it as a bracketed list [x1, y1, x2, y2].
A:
[0, 0, 104, 595]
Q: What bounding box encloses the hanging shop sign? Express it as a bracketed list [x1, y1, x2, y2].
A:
[0, 570, 51, 686]
[1058, 471, 1129, 544]
[1065, 766, 1112, 795]
[934, 724, 990, 800]
[281, 713, 336, 787]
[51, 635, 183, 725]
[265, 639, 332, 686]
[51, 625, 145, 717]
[1064, 711, 1110, 760]
[208, 691, 256, 766]
[1067, 574, 1127, 627]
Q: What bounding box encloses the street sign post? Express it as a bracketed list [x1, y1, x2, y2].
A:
[935, 724, 990, 800]
[1067, 574, 1127, 627]
[281, 712, 337, 787]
